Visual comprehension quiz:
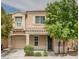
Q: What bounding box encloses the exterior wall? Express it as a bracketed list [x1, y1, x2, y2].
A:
[26, 12, 46, 28]
[29, 35, 47, 50]
[25, 11, 48, 35]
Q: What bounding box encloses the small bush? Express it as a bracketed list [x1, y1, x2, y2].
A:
[34, 52, 42, 56]
[43, 50, 48, 56]
[24, 45, 34, 56]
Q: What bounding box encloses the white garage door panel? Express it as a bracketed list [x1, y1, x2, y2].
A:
[12, 36, 26, 48]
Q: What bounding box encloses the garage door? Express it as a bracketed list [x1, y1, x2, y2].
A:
[11, 36, 26, 48]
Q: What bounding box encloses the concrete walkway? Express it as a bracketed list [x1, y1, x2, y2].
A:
[1, 49, 78, 59]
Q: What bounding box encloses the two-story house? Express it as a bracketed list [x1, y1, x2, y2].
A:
[9, 0, 62, 53]
[11, 11, 56, 50]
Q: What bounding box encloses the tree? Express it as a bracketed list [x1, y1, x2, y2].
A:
[1, 7, 13, 39]
[45, 0, 78, 54]
[60, 0, 78, 54]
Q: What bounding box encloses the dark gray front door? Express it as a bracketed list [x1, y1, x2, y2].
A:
[48, 36, 53, 51]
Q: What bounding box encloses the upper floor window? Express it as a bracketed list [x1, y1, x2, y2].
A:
[35, 16, 45, 24]
[15, 17, 22, 27]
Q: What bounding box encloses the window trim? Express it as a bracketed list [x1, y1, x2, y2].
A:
[15, 16, 22, 27]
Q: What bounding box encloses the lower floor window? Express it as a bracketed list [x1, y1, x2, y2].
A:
[34, 36, 38, 46]
[35, 42, 38, 46]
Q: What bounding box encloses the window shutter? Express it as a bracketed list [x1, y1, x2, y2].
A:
[32, 16, 35, 24]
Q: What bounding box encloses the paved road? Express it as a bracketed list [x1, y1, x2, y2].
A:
[1, 49, 78, 59]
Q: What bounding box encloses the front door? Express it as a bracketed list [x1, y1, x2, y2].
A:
[48, 36, 53, 51]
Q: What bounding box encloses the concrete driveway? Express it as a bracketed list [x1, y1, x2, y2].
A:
[1, 49, 78, 59]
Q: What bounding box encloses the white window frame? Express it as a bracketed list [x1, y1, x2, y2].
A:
[15, 17, 22, 28]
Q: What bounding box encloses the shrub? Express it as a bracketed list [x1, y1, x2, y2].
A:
[34, 52, 42, 56]
[43, 50, 48, 56]
[24, 45, 34, 56]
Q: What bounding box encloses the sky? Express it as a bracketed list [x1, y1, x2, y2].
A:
[1, 0, 57, 13]
[1, 0, 77, 13]
[1, 3, 19, 13]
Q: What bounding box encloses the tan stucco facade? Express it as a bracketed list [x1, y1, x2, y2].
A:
[10, 11, 52, 50]
[26, 11, 46, 28]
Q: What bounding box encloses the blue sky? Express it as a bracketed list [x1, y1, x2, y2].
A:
[1, 3, 19, 13]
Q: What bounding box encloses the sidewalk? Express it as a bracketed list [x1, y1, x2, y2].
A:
[1, 49, 78, 59]
[2, 55, 78, 59]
